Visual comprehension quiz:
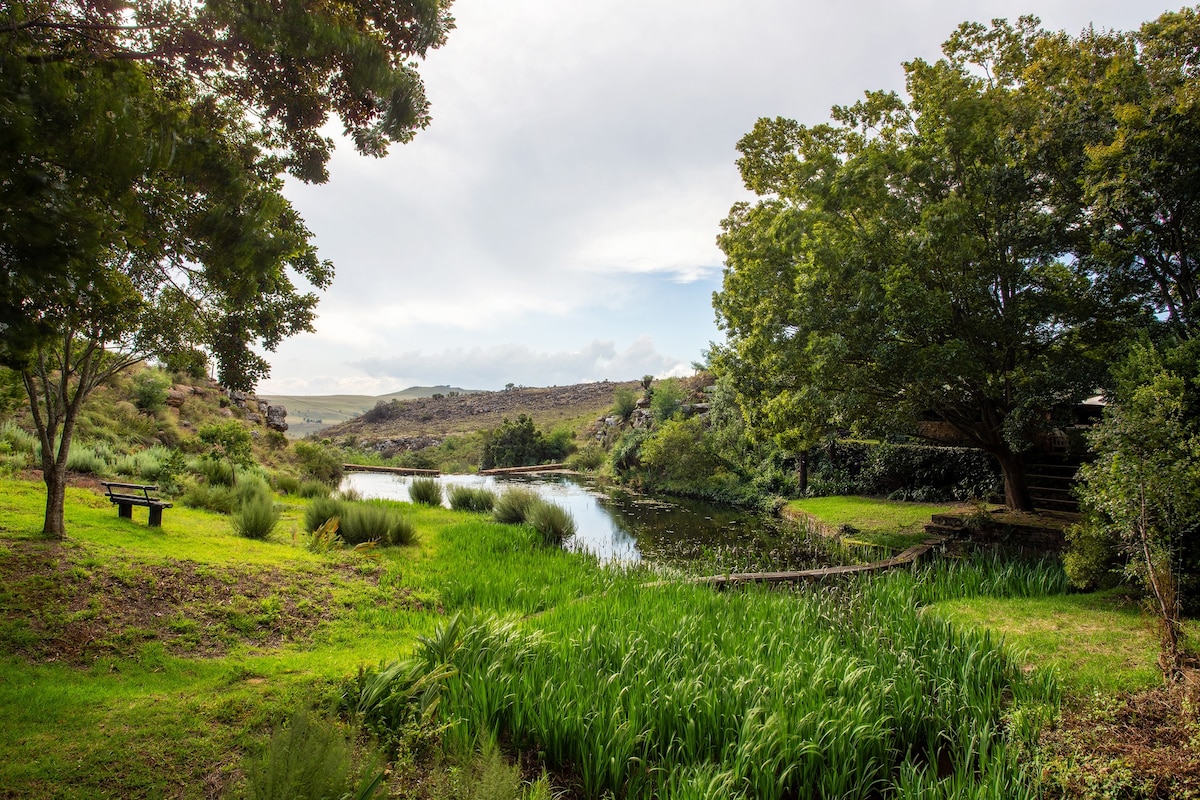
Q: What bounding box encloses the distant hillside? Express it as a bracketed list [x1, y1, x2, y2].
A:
[319, 380, 641, 442]
[259, 386, 477, 438]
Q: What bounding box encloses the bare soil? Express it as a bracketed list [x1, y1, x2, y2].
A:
[0, 539, 345, 664]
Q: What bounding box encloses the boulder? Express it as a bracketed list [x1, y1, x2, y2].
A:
[265, 405, 289, 433]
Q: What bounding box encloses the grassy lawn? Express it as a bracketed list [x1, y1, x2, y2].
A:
[2, 477, 1191, 798]
[785, 495, 968, 549]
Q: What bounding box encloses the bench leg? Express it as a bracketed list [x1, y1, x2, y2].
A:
[118, 503, 133, 519]
[149, 506, 164, 527]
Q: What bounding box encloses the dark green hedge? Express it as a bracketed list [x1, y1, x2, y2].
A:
[807, 440, 1000, 501]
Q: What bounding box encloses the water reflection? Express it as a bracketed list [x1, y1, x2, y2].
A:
[341, 471, 876, 570]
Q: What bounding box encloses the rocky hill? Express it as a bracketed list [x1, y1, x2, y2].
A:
[318, 380, 642, 446]
[260, 385, 476, 438]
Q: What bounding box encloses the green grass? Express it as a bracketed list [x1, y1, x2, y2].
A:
[0, 475, 1183, 798]
[786, 495, 967, 548]
[928, 588, 1187, 696]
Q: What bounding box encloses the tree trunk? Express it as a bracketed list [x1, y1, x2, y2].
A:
[995, 450, 1034, 512]
[797, 449, 809, 494]
[42, 465, 68, 539]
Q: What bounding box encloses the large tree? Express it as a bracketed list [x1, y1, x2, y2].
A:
[711, 18, 1130, 511]
[1, 1, 454, 537]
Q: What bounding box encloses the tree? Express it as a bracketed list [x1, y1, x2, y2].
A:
[198, 420, 255, 487]
[711, 18, 1125, 511]
[1, 1, 454, 537]
[1070, 340, 1200, 678]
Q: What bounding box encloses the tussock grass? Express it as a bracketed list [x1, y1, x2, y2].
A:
[492, 488, 538, 524]
[408, 477, 443, 507]
[448, 485, 496, 513]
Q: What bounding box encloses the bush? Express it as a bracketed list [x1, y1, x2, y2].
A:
[235, 476, 275, 508]
[273, 474, 301, 495]
[448, 485, 496, 513]
[650, 377, 685, 423]
[195, 456, 235, 487]
[293, 441, 344, 485]
[304, 496, 345, 534]
[408, 477, 442, 506]
[492, 487, 539, 524]
[807, 440, 1000, 501]
[132, 369, 171, 414]
[163, 348, 208, 380]
[244, 712, 353, 800]
[640, 417, 725, 486]
[66, 444, 107, 475]
[567, 444, 606, 472]
[232, 491, 279, 540]
[181, 482, 236, 514]
[340, 501, 416, 546]
[297, 479, 332, 498]
[526, 501, 576, 546]
[612, 387, 637, 421]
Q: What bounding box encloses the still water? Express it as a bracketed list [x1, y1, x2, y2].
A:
[341, 471, 871, 570]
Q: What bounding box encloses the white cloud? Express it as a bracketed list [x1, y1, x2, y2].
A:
[354, 337, 688, 390]
[268, 0, 1159, 395]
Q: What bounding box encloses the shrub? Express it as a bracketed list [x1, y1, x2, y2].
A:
[298, 479, 332, 498]
[243, 712, 353, 800]
[612, 387, 637, 421]
[526, 501, 576, 546]
[650, 377, 685, 423]
[567, 444, 606, 472]
[132, 369, 171, 414]
[181, 482, 236, 514]
[305, 496, 346, 533]
[340, 501, 416, 546]
[640, 416, 725, 487]
[480, 414, 549, 469]
[66, 445, 107, 475]
[448, 485, 496, 513]
[408, 477, 443, 506]
[492, 487, 539, 524]
[273, 474, 302, 495]
[163, 348, 208, 380]
[195, 457, 235, 487]
[293, 441, 344, 485]
[0, 421, 37, 460]
[232, 492, 279, 540]
[806, 440, 1000, 501]
[235, 476, 275, 508]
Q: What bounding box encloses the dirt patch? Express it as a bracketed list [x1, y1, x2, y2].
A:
[1039, 688, 1200, 798]
[0, 540, 342, 664]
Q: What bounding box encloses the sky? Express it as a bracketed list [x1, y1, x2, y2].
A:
[261, 0, 1167, 397]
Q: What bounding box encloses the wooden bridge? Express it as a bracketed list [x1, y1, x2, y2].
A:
[686, 536, 948, 590]
[478, 463, 570, 476]
[343, 464, 440, 476]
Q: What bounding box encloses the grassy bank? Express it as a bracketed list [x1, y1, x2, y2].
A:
[0, 476, 1185, 798]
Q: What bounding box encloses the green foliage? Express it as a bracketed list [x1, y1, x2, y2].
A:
[408, 477, 443, 507]
[232, 488, 280, 541]
[650, 378, 685, 424]
[480, 414, 564, 469]
[1070, 340, 1200, 665]
[194, 456, 235, 487]
[448, 486, 496, 514]
[526, 501, 576, 547]
[491, 488, 539, 525]
[131, 369, 171, 415]
[162, 349, 208, 380]
[273, 474, 301, 495]
[303, 497, 415, 547]
[611, 387, 637, 421]
[710, 18, 1136, 510]
[198, 421, 255, 485]
[609, 428, 652, 475]
[180, 481, 236, 514]
[292, 441, 344, 486]
[807, 440, 1000, 501]
[297, 480, 332, 499]
[566, 444, 606, 472]
[640, 417, 726, 486]
[244, 712, 353, 800]
[65, 445, 107, 475]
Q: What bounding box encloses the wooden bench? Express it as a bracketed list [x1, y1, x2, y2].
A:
[99, 481, 173, 527]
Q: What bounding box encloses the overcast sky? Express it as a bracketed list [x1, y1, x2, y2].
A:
[261, 0, 1166, 397]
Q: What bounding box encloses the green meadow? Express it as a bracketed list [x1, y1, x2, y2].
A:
[0, 477, 1174, 798]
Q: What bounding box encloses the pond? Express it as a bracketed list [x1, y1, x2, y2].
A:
[341, 471, 882, 571]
